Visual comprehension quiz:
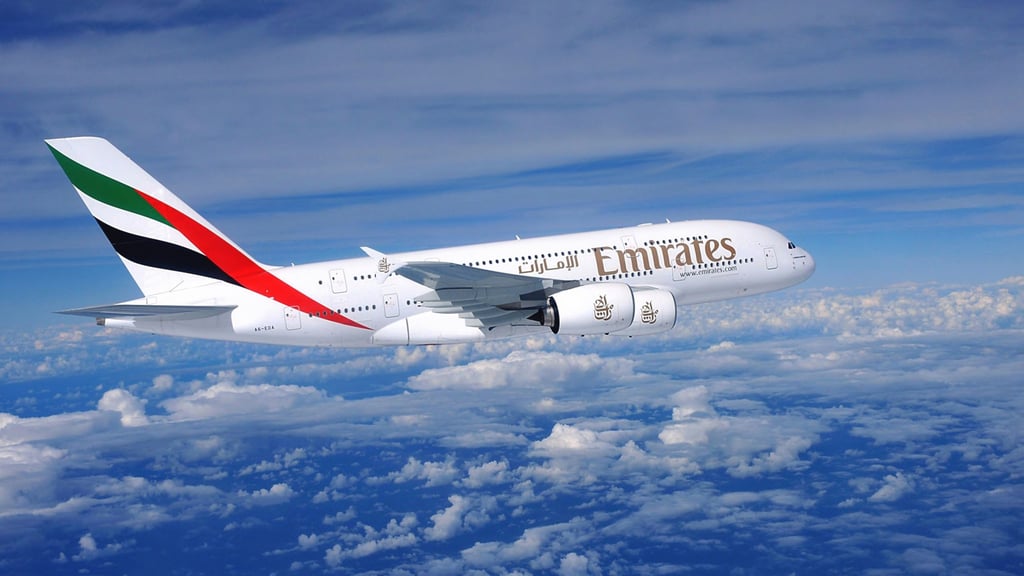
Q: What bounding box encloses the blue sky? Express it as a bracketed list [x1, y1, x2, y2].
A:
[1, 1, 1023, 326]
[1, 2, 1024, 575]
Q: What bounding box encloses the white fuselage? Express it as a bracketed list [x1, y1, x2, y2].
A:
[116, 219, 814, 347]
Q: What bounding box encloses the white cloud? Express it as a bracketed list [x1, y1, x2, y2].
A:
[462, 519, 591, 568]
[388, 457, 459, 487]
[151, 374, 174, 392]
[424, 495, 469, 541]
[71, 533, 129, 562]
[327, 514, 420, 562]
[322, 507, 356, 525]
[1, 280, 1022, 573]
[532, 424, 611, 455]
[240, 483, 295, 506]
[407, 351, 640, 391]
[659, 418, 729, 446]
[161, 382, 328, 420]
[460, 460, 510, 488]
[297, 533, 319, 549]
[97, 389, 149, 427]
[558, 552, 592, 576]
[668, 385, 713, 418]
[869, 473, 915, 503]
[727, 435, 815, 478]
[424, 494, 499, 542]
[239, 448, 307, 476]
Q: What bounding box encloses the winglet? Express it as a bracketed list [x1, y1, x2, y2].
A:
[360, 246, 387, 261]
[360, 246, 404, 283]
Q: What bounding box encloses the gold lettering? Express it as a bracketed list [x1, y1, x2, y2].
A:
[659, 244, 673, 269]
[595, 247, 618, 276]
[648, 245, 662, 269]
[691, 238, 705, 264]
[674, 242, 694, 267]
[705, 239, 720, 262]
[618, 248, 653, 273]
[720, 237, 737, 260]
[590, 236, 735, 276]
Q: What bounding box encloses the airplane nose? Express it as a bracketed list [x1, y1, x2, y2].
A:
[798, 248, 815, 279]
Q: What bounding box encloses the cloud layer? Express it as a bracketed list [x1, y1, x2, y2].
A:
[1, 279, 1021, 573]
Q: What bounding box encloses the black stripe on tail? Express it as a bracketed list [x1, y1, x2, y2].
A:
[95, 218, 240, 286]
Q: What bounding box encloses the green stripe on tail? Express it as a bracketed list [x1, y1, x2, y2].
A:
[47, 144, 170, 226]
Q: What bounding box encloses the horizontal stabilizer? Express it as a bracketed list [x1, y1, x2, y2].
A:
[58, 304, 237, 321]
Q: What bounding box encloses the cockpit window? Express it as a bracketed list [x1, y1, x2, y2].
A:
[787, 241, 796, 249]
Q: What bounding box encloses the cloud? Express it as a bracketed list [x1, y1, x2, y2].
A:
[297, 533, 319, 550]
[240, 483, 295, 506]
[387, 457, 460, 487]
[532, 424, 614, 455]
[460, 459, 510, 488]
[0, 280, 1022, 573]
[161, 381, 329, 420]
[423, 494, 498, 542]
[71, 532, 130, 562]
[150, 374, 174, 393]
[0, 442, 67, 512]
[97, 389, 148, 427]
[659, 418, 729, 446]
[325, 513, 420, 564]
[424, 495, 469, 542]
[406, 350, 641, 391]
[869, 473, 915, 503]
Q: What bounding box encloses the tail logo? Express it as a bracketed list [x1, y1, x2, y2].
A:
[48, 141, 369, 330]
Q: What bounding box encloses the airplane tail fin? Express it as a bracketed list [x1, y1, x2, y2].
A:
[46, 136, 266, 297]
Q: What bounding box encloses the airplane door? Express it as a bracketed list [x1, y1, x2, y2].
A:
[284, 306, 302, 330]
[329, 269, 348, 293]
[764, 247, 779, 270]
[383, 293, 400, 318]
[621, 235, 638, 250]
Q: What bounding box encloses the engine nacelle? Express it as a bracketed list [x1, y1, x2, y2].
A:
[539, 283, 635, 335]
[615, 287, 677, 336]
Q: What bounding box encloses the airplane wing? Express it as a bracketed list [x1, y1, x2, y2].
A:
[395, 261, 579, 328]
[58, 304, 237, 321]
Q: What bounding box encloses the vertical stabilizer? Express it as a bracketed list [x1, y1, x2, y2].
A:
[46, 137, 263, 296]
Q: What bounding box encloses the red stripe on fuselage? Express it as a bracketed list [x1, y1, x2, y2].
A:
[138, 191, 370, 330]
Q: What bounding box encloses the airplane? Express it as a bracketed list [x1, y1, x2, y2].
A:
[47, 136, 815, 347]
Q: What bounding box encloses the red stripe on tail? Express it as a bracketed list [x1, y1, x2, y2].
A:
[138, 190, 370, 330]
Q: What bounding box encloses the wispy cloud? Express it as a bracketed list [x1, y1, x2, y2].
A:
[3, 2, 1023, 318]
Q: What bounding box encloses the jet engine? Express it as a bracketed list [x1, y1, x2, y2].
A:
[534, 283, 634, 335]
[533, 283, 679, 336]
[615, 287, 677, 336]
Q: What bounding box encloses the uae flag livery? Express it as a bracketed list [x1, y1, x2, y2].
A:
[47, 139, 368, 330]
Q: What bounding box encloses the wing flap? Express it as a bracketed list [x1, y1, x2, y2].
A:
[395, 260, 579, 329]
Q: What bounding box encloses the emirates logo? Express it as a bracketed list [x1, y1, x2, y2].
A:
[640, 301, 658, 324]
[593, 294, 613, 321]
